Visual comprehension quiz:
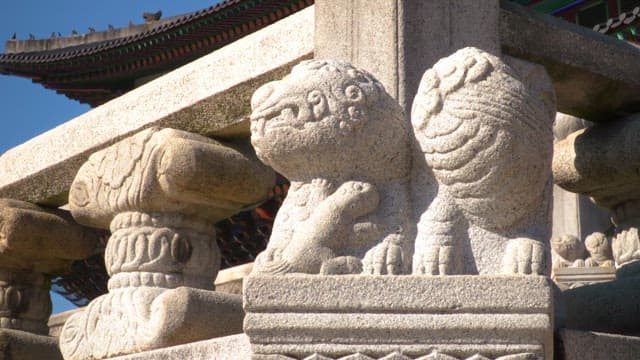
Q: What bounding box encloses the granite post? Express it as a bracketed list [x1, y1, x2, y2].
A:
[59, 127, 275, 359]
[0, 198, 101, 360]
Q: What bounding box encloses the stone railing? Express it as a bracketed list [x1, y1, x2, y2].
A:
[2, 1, 640, 359]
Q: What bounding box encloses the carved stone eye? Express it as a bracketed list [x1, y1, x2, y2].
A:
[344, 85, 363, 102]
[307, 90, 324, 105]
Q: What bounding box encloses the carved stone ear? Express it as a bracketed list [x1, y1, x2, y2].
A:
[339, 105, 367, 131]
[307, 90, 327, 120]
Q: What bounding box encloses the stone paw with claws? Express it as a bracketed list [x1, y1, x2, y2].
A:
[413, 244, 461, 275]
[363, 237, 406, 275]
[502, 237, 545, 275]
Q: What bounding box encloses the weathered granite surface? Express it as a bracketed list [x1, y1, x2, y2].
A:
[215, 263, 253, 295]
[0, 199, 100, 335]
[0, 328, 62, 360]
[316, 0, 640, 122]
[60, 128, 273, 360]
[0, 6, 313, 207]
[244, 275, 554, 359]
[558, 329, 640, 360]
[411, 48, 555, 275]
[250, 60, 412, 275]
[109, 334, 251, 360]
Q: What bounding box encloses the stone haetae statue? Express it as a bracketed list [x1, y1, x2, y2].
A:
[250, 59, 412, 275]
[411, 47, 556, 275]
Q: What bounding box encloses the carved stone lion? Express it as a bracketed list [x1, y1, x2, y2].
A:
[250, 59, 412, 275]
[411, 47, 556, 275]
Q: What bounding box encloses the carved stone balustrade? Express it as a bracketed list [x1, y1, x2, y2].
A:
[554, 115, 640, 270]
[59, 127, 274, 360]
[245, 50, 556, 359]
[0, 198, 101, 359]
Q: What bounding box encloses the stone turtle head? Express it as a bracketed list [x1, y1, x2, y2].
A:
[250, 59, 409, 181]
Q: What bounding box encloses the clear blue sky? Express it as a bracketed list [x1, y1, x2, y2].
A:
[0, 1, 219, 313]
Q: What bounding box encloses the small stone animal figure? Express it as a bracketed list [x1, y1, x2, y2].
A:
[411, 47, 556, 275]
[551, 234, 587, 269]
[250, 59, 412, 275]
[584, 232, 614, 267]
[551, 232, 614, 269]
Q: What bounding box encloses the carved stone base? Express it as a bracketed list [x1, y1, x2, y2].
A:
[552, 267, 616, 290]
[0, 328, 62, 360]
[244, 275, 554, 359]
[60, 288, 244, 360]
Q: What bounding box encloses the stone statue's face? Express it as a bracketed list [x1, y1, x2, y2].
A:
[584, 232, 608, 254]
[551, 235, 584, 260]
[249, 60, 382, 175]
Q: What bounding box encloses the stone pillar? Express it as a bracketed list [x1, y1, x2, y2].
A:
[554, 114, 640, 270]
[314, 0, 500, 111]
[0, 198, 101, 360]
[59, 127, 274, 360]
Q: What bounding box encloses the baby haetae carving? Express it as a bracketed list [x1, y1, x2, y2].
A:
[411, 47, 556, 275]
[60, 128, 274, 359]
[250, 59, 412, 275]
[551, 233, 614, 270]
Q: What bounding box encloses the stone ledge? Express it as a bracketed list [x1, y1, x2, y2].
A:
[0, 329, 62, 360]
[0, 6, 313, 206]
[244, 275, 554, 359]
[108, 334, 251, 360]
[558, 329, 640, 360]
[552, 267, 616, 290]
[244, 275, 553, 313]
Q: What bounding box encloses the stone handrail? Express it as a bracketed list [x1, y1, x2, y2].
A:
[1, 4, 640, 208]
[0, 6, 313, 207]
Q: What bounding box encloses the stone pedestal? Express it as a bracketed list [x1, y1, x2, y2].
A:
[108, 334, 251, 360]
[0, 199, 101, 359]
[552, 267, 616, 290]
[244, 275, 554, 359]
[0, 328, 63, 360]
[59, 127, 274, 359]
